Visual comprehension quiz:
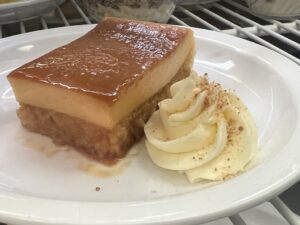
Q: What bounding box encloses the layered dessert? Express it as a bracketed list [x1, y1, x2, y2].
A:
[246, 0, 300, 20]
[144, 72, 257, 182]
[83, 0, 176, 23]
[8, 17, 195, 164]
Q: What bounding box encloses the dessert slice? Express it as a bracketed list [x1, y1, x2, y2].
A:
[8, 17, 195, 164]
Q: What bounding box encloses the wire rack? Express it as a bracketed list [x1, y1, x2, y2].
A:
[0, 0, 299, 225]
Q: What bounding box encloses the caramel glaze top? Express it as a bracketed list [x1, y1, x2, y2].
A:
[8, 17, 190, 105]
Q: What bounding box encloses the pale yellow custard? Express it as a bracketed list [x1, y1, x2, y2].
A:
[144, 72, 258, 183]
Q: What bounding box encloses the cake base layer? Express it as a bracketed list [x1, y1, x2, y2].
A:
[17, 54, 193, 164]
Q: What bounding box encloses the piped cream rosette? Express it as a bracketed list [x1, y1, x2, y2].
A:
[144, 72, 257, 183]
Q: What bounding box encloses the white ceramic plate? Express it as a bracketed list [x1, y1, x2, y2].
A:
[0, 25, 300, 225]
[0, 0, 65, 24]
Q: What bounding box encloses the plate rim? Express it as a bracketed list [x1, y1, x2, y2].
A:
[0, 0, 62, 10]
[0, 0, 40, 9]
[0, 0, 65, 24]
[0, 25, 300, 225]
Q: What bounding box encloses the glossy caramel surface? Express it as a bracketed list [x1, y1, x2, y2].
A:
[9, 17, 190, 104]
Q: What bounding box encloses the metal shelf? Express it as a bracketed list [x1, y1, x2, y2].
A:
[171, 0, 300, 64]
[0, 0, 299, 224]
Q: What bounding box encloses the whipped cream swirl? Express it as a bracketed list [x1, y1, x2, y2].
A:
[144, 72, 257, 183]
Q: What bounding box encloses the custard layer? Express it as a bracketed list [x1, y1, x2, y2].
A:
[8, 17, 194, 129]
